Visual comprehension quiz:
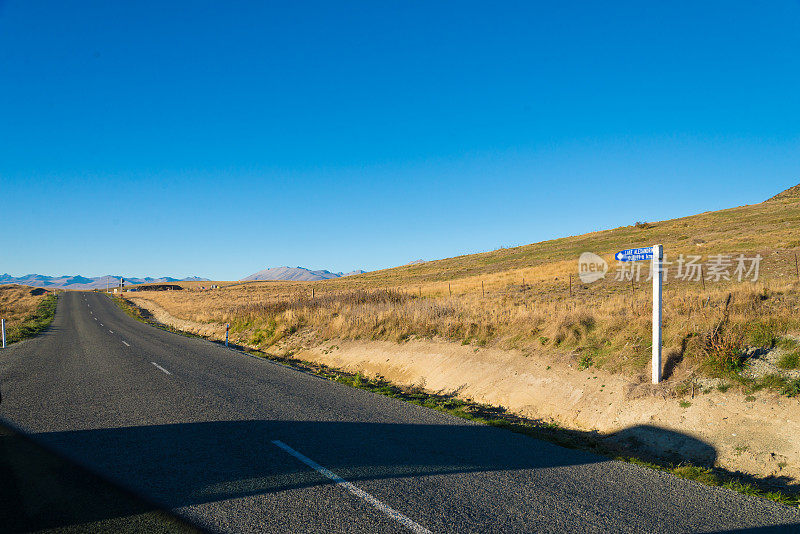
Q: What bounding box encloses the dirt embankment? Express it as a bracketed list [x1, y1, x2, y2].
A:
[129, 296, 800, 485]
[301, 341, 799, 482]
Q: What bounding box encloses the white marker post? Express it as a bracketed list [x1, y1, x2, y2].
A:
[225, 323, 230, 347]
[1, 318, 5, 348]
[615, 244, 664, 384]
[651, 244, 663, 384]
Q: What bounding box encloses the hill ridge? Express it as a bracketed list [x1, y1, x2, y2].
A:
[767, 183, 800, 202]
[242, 266, 366, 282]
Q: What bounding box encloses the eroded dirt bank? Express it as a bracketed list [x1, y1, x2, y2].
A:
[297, 340, 799, 484]
[129, 296, 800, 485]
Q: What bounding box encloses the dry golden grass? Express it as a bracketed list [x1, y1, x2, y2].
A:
[0, 284, 57, 344]
[125, 187, 800, 381]
[128, 277, 800, 380]
[0, 285, 49, 330]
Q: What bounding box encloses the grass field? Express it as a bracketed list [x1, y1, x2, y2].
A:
[0, 285, 57, 344]
[124, 185, 800, 390]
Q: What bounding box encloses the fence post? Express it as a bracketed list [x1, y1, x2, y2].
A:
[700, 264, 705, 290]
[630, 276, 635, 307]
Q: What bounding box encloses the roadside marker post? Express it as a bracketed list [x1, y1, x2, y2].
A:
[1, 318, 5, 348]
[226, 323, 229, 347]
[615, 244, 663, 384]
[651, 244, 663, 384]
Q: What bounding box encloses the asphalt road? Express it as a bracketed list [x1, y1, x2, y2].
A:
[1, 291, 799, 533]
[0, 419, 198, 533]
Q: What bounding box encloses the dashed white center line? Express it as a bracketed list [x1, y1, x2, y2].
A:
[151, 362, 171, 375]
[271, 440, 431, 533]
[100, 323, 104, 327]
[109, 330, 114, 334]
[94, 318, 97, 321]
[121, 341, 130, 347]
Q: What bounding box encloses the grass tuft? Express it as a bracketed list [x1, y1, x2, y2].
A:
[778, 351, 800, 370]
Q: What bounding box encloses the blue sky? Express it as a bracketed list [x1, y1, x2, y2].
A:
[1, 1, 798, 280]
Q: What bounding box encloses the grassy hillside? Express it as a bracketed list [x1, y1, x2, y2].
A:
[126, 185, 800, 390]
[0, 285, 57, 344]
[287, 184, 800, 287]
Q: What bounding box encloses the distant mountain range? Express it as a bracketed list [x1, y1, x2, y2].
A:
[242, 266, 367, 282]
[0, 274, 209, 290]
[1, 265, 370, 289]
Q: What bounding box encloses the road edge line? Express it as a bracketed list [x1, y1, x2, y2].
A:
[271, 440, 431, 533]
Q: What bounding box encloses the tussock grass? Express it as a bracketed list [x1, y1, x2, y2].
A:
[0, 285, 57, 344]
[778, 351, 800, 370]
[132, 280, 800, 385]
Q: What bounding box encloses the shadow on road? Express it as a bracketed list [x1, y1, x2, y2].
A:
[3, 418, 799, 532]
[8, 419, 733, 509]
[26, 419, 604, 508]
[0, 421, 199, 533]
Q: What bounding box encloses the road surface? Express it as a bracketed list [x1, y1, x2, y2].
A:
[1, 291, 798, 532]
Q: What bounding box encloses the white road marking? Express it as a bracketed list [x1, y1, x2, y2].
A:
[94, 318, 97, 321]
[109, 330, 114, 334]
[271, 440, 431, 534]
[121, 341, 130, 347]
[151, 362, 171, 375]
[100, 323, 104, 327]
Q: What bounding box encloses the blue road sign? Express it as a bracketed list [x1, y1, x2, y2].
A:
[615, 247, 653, 262]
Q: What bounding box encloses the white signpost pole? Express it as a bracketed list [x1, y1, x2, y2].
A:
[652, 244, 663, 384]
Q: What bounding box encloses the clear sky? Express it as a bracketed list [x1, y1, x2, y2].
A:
[1, 1, 798, 280]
